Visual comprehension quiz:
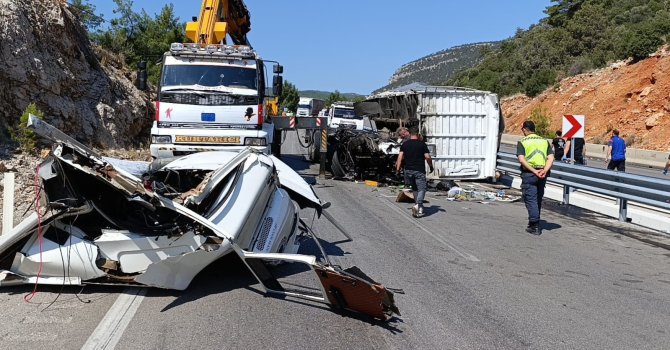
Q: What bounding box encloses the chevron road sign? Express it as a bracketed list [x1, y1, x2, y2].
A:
[563, 114, 585, 139]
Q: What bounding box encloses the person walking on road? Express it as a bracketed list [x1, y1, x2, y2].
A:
[563, 137, 586, 165]
[396, 126, 411, 187]
[517, 120, 554, 235]
[396, 128, 434, 218]
[663, 154, 670, 175]
[606, 129, 626, 172]
[552, 130, 565, 161]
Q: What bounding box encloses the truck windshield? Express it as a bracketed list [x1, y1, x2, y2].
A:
[333, 108, 357, 119]
[298, 104, 310, 109]
[162, 65, 257, 90]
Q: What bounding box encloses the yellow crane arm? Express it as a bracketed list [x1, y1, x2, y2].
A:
[185, 0, 251, 46]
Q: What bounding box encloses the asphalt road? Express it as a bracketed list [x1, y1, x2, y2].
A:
[500, 143, 667, 179]
[0, 133, 669, 349]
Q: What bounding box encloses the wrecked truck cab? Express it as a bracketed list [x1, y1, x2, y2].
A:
[1, 117, 319, 290]
[0, 149, 304, 290]
[0, 115, 400, 321]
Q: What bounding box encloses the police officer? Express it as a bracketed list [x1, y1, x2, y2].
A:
[517, 120, 554, 235]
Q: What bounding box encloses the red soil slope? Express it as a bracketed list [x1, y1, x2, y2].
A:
[502, 46, 670, 151]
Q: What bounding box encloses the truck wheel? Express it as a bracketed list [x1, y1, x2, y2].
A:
[309, 131, 320, 163]
[331, 150, 346, 178]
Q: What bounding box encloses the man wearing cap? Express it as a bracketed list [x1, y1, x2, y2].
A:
[517, 120, 554, 235]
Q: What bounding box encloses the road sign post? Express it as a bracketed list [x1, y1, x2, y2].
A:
[562, 115, 585, 162]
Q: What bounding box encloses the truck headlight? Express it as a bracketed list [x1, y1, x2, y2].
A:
[244, 137, 267, 146]
[152, 135, 172, 144]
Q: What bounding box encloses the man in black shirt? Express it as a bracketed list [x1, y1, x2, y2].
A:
[552, 130, 565, 160]
[395, 128, 434, 217]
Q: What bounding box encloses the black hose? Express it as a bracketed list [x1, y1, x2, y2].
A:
[295, 129, 314, 149]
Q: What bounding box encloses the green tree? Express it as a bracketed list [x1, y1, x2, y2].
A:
[70, 0, 105, 31]
[524, 69, 557, 97]
[352, 96, 366, 103]
[326, 90, 346, 107]
[279, 81, 299, 112]
[545, 0, 586, 27]
[91, 1, 185, 84]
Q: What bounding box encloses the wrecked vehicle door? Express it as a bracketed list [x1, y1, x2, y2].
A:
[0, 115, 400, 321]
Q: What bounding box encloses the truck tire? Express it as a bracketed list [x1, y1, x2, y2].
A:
[309, 131, 320, 163]
[272, 129, 282, 157]
[331, 150, 346, 178]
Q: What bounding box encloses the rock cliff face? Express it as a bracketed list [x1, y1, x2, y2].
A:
[502, 47, 670, 151]
[0, 0, 153, 148]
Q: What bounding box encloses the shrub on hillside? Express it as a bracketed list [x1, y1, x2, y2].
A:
[528, 107, 552, 138]
[10, 103, 44, 154]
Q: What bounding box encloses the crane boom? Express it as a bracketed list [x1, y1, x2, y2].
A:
[185, 0, 251, 46]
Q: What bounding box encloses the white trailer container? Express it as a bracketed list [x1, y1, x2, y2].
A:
[419, 87, 502, 180]
[366, 86, 503, 181]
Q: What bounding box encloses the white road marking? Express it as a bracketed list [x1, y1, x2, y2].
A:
[380, 199, 481, 262]
[81, 287, 147, 350]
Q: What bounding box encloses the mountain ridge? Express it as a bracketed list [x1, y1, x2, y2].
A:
[373, 42, 499, 94]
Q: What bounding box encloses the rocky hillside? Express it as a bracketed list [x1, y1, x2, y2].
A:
[0, 0, 153, 149]
[502, 46, 670, 152]
[373, 42, 498, 94]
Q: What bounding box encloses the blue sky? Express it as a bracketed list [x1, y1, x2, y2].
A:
[91, 0, 551, 95]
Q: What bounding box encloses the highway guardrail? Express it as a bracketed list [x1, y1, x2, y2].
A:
[497, 152, 670, 222]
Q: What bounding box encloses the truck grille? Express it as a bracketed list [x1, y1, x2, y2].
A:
[255, 217, 273, 251]
[160, 93, 258, 106]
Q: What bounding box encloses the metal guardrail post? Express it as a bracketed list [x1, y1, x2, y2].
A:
[563, 184, 570, 206]
[2, 172, 15, 235]
[619, 199, 628, 222]
[319, 127, 327, 179]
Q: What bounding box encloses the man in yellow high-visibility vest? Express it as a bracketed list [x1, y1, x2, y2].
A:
[517, 120, 554, 235]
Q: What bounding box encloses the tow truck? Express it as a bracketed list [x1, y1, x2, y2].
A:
[144, 0, 284, 158]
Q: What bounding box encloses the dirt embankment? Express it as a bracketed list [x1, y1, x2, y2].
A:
[502, 47, 670, 152]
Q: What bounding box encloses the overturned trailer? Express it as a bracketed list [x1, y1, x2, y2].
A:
[0, 115, 400, 321]
[358, 86, 504, 181]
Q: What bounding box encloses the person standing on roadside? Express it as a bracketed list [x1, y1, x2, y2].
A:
[552, 130, 566, 161]
[606, 129, 626, 172]
[563, 137, 586, 165]
[517, 120, 554, 235]
[396, 128, 434, 218]
[663, 154, 670, 175]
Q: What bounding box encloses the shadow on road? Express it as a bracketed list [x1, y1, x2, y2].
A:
[540, 220, 562, 231]
[279, 154, 313, 174]
[422, 205, 446, 217]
